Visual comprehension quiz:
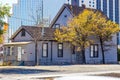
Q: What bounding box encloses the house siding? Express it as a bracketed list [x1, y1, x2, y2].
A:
[13, 31, 33, 42]
[53, 8, 73, 28]
[52, 42, 72, 64]
[104, 34, 118, 63]
[85, 34, 117, 64]
[37, 41, 73, 64]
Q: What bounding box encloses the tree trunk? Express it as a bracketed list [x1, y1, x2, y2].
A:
[100, 38, 105, 64]
[82, 48, 86, 64]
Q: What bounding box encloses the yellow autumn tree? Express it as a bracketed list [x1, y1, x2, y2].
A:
[55, 9, 119, 64]
[55, 9, 95, 63]
[0, 4, 10, 43]
[91, 11, 119, 64]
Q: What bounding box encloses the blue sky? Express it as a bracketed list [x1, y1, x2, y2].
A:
[0, 0, 67, 19]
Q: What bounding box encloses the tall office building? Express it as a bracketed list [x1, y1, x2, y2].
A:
[96, 0, 120, 44]
[79, 0, 97, 9]
[8, 0, 43, 42]
[96, 0, 120, 24]
[79, 0, 120, 24]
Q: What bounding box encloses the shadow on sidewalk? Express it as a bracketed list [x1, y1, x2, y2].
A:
[0, 68, 58, 74]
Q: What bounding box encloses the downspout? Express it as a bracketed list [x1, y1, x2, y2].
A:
[51, 41, 53, 63]
[35, 40, 38, 65]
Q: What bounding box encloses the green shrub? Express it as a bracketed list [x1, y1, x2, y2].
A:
[2, 61, 12, 66]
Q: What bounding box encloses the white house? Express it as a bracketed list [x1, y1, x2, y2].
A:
[3, 0, 118, 66]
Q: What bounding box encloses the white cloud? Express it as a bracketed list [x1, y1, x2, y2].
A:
[0, 0, 18, 6]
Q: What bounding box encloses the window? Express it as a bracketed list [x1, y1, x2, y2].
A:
[4, 47, 7, 56]
[90, 44, 98, 58]
[55, 24, 60, 28]
[7, 47, 10, 56]
[58, 43, 63, 57]
[10, 47, 14, 55]
[81, 0, 84, 3]
[42, 43, 48, 57]
[21, 29, 25, 36]
[64, 15, 67, 18]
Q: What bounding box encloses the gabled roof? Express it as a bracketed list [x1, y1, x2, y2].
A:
[50, 4, 85, 28]
[50, 4, 107, 28]
[11, 26, 56, 41]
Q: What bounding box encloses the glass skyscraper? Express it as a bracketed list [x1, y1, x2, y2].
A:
[96, 0, 120, 24]
[79, 0, 120, 24]
[96, 0, 120, 44]
[8, 0, 43, 42]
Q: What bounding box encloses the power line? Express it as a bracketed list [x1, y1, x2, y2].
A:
[10, 16, 36, 22]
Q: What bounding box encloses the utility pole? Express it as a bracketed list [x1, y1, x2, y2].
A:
[42, 0, 43, 22]
[36, 0, 44, 66]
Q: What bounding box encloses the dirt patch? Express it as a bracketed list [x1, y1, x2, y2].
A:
[31, 77, 59, 80]
[96, 73, 120, 78]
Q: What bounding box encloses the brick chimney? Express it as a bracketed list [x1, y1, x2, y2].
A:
[71, 0, 79, 6]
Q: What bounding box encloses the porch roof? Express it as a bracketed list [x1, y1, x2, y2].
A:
[3, 42, 31, 46]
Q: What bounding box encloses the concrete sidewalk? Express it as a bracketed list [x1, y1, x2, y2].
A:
[0, 65, 120, 80]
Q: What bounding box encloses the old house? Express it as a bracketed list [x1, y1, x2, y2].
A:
[3, 0, 118, 65]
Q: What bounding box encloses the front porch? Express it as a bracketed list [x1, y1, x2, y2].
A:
[3, 42, 35, 66]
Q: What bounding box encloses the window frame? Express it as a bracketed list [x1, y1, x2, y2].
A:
[4, 47, 7, 56]
[54, 24, 60, 29]
[10, 46, 14, 55]
[58, 43, 63, 57]
[21, 29, 26, 37]
[90, 44, 99, 58]
[7, 47, 10, 56]
[42, 43, 48, 58]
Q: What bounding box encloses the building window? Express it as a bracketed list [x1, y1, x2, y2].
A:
[81, 0, 84, 3]
[10, 47, 14, 55]
[42, 43, 48, 57]
[7, 47, 10, 56]
[90, 44, 98, 58]
[21, 29, 25, 36]
[4, 47, 7, 56]
[55, 24, 60, 28]
[58, 43, 63, 57]
[64, 15, 67, 18]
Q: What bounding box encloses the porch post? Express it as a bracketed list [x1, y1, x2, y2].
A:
[35, 40, 39, 65]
